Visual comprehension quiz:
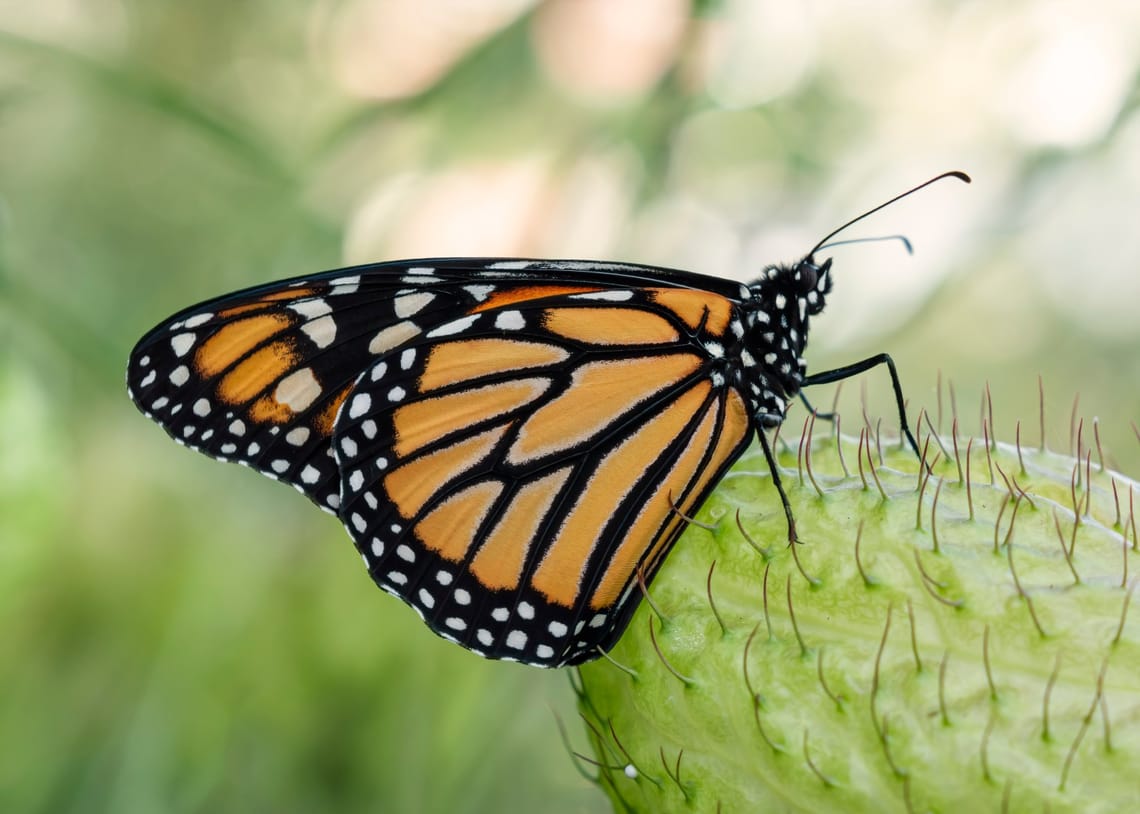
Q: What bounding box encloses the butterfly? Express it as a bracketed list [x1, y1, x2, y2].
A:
[126, 171, 968, 667]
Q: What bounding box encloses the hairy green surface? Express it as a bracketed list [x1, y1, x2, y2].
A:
[579, 427, 1140, 813]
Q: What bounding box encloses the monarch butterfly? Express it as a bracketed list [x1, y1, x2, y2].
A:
[127, 171, 969, 667]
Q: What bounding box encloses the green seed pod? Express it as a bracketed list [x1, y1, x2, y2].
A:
[577, 424, 1140, 813]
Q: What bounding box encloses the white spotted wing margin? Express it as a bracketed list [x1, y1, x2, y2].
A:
[332, 288, 754, 667]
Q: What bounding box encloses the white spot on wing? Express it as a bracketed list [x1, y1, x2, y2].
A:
[348, 392, 371, 419]
[368, 321, 421, 354]
[426, 314, 479, 338]
[289, 298, 332, 319]
[393, 292, 435, 318]
[571, 290, 633, 302]
[183, 313, 214, 329]
[329, 275, 360, 294]
[301, 315, 337, 349]
[494, 311, 525, 330]
[285, 426, 310, 446]
[170, 333, 196, 357]
[169, 366, 190, 386]
[275, 367, 321, 412]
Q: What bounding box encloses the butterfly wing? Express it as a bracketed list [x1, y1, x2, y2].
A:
[333, 286, 753, 666]
[126, 259, 748, 513]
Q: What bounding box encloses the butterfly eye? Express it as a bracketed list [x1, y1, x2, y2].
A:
[794, 260, 820, 294]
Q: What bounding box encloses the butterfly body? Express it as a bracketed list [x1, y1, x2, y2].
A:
[127, 255, 838, 666]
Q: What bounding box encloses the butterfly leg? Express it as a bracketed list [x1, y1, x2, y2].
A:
[798, 391, 835, 422]
[757, 428, 799, 544]
[801, 353, 921, 459]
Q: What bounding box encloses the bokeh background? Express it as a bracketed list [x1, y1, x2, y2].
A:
[3, 1, 1139, 812]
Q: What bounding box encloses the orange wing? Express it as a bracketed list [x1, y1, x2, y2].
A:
[333, 287, 752, 666]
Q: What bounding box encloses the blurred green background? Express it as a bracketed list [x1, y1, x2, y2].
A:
[2, 1, 1138, 812]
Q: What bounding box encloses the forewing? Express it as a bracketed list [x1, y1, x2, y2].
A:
[333, 288, 753, 666]
[126, 259, 738, 512]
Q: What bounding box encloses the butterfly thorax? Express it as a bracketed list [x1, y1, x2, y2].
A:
[732, 256, 833, 428]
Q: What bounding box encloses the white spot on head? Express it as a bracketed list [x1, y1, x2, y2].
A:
[170, 333, 196, 357]
[494, 310, 525, 331]
[301, 315, 337, 349]
[169, 366, 190, 386]
[368, 321, 421, 354]
[348, 392, 372, 419]
[285, 426, 310, 446]
[427, 314, 479, 338]
[775, 294, 787, 309]
[807, 291, 819, 305]
[300, 464, 320, 484]
[505, 630, 527, 650]
[276, 367, 322, 411]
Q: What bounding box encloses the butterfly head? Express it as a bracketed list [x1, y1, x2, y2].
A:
[738, 255, 833, 427]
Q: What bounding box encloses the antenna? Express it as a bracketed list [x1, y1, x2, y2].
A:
[817, 234, 913, 255]
[808, 171, 970, 258]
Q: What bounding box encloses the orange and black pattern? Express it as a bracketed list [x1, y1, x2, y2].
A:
[127, 256, 834, 666]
